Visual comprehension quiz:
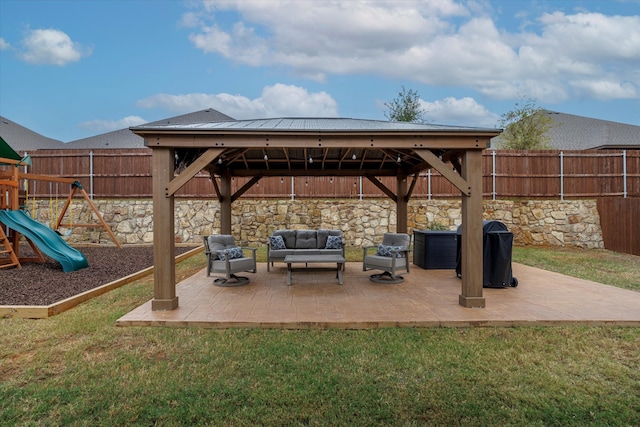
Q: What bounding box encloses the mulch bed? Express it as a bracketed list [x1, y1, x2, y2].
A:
[0, 245, 198, 306]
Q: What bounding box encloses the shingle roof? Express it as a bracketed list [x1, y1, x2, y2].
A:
[63, 108, 236, 149]
[0, 116, 65, 152]
[492, 110, 640, 150]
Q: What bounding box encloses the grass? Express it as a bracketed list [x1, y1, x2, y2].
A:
[1, 246, 639, 426]
[512, 246, 640, 292]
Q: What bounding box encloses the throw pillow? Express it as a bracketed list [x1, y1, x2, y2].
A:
[376, 244, 405, 258]
[325, 235, 342, 249]
[219, 246, 244, 261]
[270, 235, 286, 250]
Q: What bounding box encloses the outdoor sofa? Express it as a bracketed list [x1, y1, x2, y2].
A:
[267, 229, 345, 271]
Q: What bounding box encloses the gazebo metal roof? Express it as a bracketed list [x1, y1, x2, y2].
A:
[133, 117, 494, 132]
[133, 117, 499, 178]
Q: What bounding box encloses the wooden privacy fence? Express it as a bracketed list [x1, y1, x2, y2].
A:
[18, 149, 640, 200]
[597, 197, 640, 256]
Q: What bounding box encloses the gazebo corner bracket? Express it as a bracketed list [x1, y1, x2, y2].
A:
[414, 149, 471, 196]
[166, 148, 223, 197]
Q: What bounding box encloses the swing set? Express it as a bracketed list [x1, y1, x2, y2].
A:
[24, 172, 121, 246]
[1, 155, 121, 269]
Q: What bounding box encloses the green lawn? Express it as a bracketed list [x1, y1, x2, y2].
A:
[1, 247, 639, 426]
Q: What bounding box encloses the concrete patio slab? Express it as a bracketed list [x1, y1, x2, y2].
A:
[116, 262, 640, 328]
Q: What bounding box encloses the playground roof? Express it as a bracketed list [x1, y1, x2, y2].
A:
[0, 136, 22, 162]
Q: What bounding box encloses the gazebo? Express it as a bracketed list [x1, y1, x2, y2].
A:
[131, 118, 501, 310]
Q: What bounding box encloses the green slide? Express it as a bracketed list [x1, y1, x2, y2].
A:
[0, 210, 88, 272]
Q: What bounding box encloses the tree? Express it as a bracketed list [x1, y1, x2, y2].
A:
[496, 97, 553, 149]
[384, 86, 427, 123]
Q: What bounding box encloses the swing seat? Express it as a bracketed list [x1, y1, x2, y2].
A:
[55, 228, 73, 236]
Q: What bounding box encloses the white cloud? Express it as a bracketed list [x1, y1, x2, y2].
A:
[419, 97, 500, 128]
[0, 38, 11, 50]
[79, 116, 147, 133]
[570, 79, 638, 100]
[184, 1, 640, 102]
[19, 28, 90, 66]
[136, 83, 338, 118]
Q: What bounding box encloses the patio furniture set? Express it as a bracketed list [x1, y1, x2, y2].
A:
[203, 230, 411, 287]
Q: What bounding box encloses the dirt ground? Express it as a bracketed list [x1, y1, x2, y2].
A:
[0, 245, 197, 306]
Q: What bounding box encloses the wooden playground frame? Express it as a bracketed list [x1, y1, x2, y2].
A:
[0, 156, 121, 269]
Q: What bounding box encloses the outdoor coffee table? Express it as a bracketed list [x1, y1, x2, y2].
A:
[284, 254, 345, 286]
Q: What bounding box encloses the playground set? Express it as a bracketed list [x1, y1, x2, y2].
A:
[0, 138, 120, 272]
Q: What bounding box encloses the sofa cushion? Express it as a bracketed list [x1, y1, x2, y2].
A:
[291, 249, 322, 256]
[325, 235, 342, 249]
[273, 230, 297, 248]
[269, 235, 286, 250]
[208, 235, 236, 260]
[365, 254, 405, 269]
[295, 230, 317, 249]
[212, 256, 255, 273]
[320, 248, 343, 256]
[317, 229, 341, 248]
[268, 249, 295, 259]
[381, 233, 410, 248]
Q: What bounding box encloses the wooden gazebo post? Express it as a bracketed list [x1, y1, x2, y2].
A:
[396, 173, 408, 233]
[458, 149, 485, 307]
[151, 146, 178, 311]
[220, 170, 232, 234]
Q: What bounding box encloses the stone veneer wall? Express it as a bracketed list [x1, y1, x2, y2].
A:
[28, 198, 603, 249]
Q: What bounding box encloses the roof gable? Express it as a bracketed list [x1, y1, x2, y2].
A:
[0, 116, 65, 152]
[544, 111, 640, 150]
[63, 108, 236, 149]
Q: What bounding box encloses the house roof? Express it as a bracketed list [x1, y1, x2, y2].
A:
[0, 116, 65, 152]
[63, 108, 236, 149]
[540, 110, 639, 150]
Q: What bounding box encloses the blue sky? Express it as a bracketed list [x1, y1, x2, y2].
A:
[1, 0, 639, 142]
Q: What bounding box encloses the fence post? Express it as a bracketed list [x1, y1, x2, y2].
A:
[623, 150, 627, 198]
[427, 169, 432, 201]
[290, 176, 295, 200]
[89, 150, 94, 199]
[359, 176, 363, 201]
[491, 149, 496, 201]
[559, 151, 564, 200]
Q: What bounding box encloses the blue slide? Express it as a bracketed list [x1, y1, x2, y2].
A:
[0, 209, 88, 272]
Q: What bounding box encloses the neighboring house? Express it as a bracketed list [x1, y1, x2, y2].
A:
[544, 111, 640, 150]
[63, 109, 236, 149]
[492, 110, 640, 150]
[0, 116, 65, 152]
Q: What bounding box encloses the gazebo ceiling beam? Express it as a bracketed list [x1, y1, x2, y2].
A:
[143, 133, 492, 150]
[338, 148, 351, 169]
[211, 175, 222, 202]
[225, 168, 405, 178]
[406, 174, 418, 200]
[358, 149, 367, 169]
